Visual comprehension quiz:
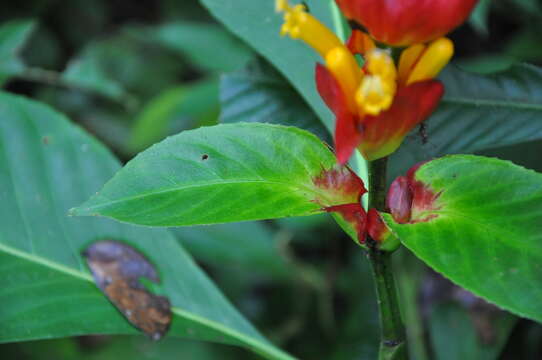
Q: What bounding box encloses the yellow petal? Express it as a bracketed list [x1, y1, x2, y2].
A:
[406, 37, 454, 85]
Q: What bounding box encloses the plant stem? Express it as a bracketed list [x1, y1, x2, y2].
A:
[367, 157, 408, 360]
[328, 4, 407, 358]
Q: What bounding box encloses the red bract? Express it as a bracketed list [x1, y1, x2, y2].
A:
[335, 0, 478, 46]
[386, 176, 412, 224]
[324, 203, 367, 244]
[387, 161, 442, 224]
[316, 63, 444, 163]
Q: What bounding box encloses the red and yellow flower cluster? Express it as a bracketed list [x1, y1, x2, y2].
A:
[276, 0, 477, 164]
[277, 0, 477, 248]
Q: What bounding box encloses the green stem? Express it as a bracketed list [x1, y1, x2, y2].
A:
[367, 157, 408, 360]
[328, 4, 407, 358]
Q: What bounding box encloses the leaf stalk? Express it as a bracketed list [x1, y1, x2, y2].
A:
[368, 157, 408, 360]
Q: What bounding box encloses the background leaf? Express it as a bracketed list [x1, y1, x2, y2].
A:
[0, 19, 35, 86]
[174, 221, 291, 280]
[220, 57, 330, 142]
[136, 21, 253, 72]
[429, 303, 515, 360]
[0, 91, 294, 360]
[383, 155, 542, 322]
[200, 0, 335, 130]
[390, 64, 542, 178]
[61, 39, 132, 103]
[468, 0, 492, 36]
[72, 123, 348, 227]
[127, 78, 220, 153]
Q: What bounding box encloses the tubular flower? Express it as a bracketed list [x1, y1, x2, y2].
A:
[276, 1, 452, 163]
[335, 0, 478, 46]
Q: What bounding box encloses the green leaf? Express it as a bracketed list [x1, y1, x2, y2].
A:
[200, 0, 334, 130]
[72, 123, 362, 226]
[127, 78, 219, 154]
[4, 336, 243, 360]
[0, 20, 35, 85]
[60, 31, 184, 104]
[139, 21, 253, 72]
[383, 155, 542, 322]
[174, 222, 291, 280]
[0, 91, 294, 360]
[220, 57, 330, 142]
[456, 55, 515, 75]
[391, 64, 542, 178]
[429, 303, 515, 360]
[468, 0, 492, 36]
[62, 42, 128, 102]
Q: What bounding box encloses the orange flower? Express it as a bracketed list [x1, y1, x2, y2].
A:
[276, 1, 452, 162]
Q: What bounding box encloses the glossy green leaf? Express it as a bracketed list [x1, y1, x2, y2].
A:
[199, 0, 371, 190]
[72, 123, 356, 227]
[383, 155, 542, 322]
[0, 20, 35, 85]
[220, 57, 330, 142]
[0, 92, 294, 360]
[139, 21, 253, 72]
[391, 64, 542, 178]
[127, 78, 219, 153]
[200, 0, 334, 130]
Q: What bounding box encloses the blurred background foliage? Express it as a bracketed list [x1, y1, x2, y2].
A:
[1, 0, 541, 359]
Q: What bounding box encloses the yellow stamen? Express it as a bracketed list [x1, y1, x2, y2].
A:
[276, 0, 362, 114]
[398, 43, 426, 85]
[275, 0, 289, 12]
[406, 37, 454, 85]
[325, 47, 363, 114]
[356, 49, 397, 116]
[276, 0, 343, 58]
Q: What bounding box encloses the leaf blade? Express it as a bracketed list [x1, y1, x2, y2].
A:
[0, 20, 35, 85]
[0, 92, 294, 360]
[72, 123, 344, 226]
[220, 57, 330, 142]
[384, 155, 542, 322]
[391, 64, 542, 177]
[199, 0, 334, 130]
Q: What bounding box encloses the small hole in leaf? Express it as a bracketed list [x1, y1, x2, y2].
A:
[201, 154, 209, 160]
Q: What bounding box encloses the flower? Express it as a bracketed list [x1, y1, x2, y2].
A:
[335, 0, 479, 46]
[276, 1, 452, 163]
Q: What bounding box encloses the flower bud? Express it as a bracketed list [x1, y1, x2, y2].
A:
[386, 176, 412, 223]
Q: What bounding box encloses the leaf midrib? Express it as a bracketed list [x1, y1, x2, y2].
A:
[76, 178, 331, 213]
[0, 241, 297, 360]
[442, 96, 542, 111]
